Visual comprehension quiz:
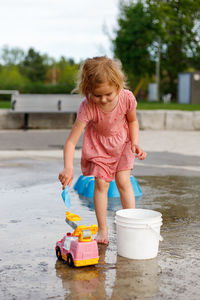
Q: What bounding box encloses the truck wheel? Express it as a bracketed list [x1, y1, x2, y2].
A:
[67, 254, 74, 267]
[56, 247, 63, 260]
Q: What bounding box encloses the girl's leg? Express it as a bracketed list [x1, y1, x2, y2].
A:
[93, 177, 110, 244]
[115, 170, 135, 208]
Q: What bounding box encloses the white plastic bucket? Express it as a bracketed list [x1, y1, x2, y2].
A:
[115, 208, 163, 260]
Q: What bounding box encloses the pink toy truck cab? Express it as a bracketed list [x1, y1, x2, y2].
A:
[56, 231, 99, 267]
[56, 212, 99, 268]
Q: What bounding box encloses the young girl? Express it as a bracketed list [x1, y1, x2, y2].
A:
[59, 56, 146, 244]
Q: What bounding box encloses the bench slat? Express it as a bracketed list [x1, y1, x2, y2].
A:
[11, 94, 83, 113]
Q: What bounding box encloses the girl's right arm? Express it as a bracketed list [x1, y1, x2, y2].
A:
[58, 119, 86, 189]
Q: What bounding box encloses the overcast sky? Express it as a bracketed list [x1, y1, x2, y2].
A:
[0, 0, 120, 62]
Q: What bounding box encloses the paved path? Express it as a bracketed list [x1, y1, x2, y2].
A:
[0, 129, 199, 154]
[0, 130, 199, 177]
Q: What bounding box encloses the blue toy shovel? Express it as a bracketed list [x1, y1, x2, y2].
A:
[61, 186, 71, 209]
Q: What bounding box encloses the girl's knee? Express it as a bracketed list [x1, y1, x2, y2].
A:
[95, 178, 110, 192]
[116, 175, 131, 192]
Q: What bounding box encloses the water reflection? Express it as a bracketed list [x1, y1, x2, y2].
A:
[55, 244, 161, 300]
[138, 176, 200, 225]
[55, 250, 107, 299]
[78, 195, 142, 211]
[111, 256, 160, 299]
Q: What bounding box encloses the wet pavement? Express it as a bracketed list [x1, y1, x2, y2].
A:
[0, 130, 200, 299]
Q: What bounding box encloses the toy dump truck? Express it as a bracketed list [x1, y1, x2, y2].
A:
[55, 212, 99, 267]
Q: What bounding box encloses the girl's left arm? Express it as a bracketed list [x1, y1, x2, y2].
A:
[126, 109, 147, 160]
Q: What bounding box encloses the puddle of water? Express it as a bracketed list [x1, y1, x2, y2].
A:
[0, 166, 200, 299]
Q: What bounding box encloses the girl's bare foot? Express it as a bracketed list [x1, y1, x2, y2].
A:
[96, 228, 109, 245]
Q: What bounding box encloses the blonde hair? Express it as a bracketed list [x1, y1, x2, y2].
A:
[75, 56, 127, 98]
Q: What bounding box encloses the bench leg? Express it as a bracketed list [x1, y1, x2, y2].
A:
[24, 113, 29, 130]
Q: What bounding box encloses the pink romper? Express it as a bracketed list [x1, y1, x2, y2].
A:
[77, 89, 137, 182]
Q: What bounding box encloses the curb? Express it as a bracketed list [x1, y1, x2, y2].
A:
[136, 110, 200, 130]
[0, 109, 200, 130]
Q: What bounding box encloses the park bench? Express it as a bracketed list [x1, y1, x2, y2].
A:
[8, 91, 82, 129]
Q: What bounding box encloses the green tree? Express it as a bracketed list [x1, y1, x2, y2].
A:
[56, 57, 78, 91]
[0, 45, 25, 65]
[147, 0, 200, 97]
[113, 0, 200, 99]
[113, 1, 157, 90]
[0, 65, 28, 90]
[21, 48, 48, 82]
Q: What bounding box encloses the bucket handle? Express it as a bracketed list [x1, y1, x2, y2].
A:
[149, 225, 163, 241]
[115, 221, 163, 241]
